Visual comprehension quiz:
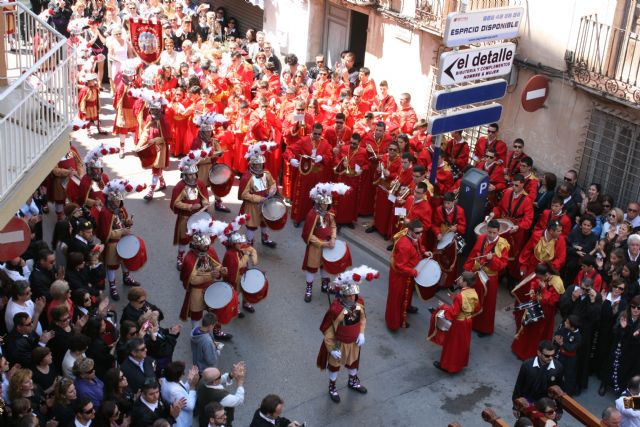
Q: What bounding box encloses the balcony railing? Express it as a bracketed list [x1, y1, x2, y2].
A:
[0, 1, 77, 201]
[567, 15, 640, 107]
[414, 0, 520, 34]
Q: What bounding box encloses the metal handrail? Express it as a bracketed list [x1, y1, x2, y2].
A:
[0, 0, 77, 201]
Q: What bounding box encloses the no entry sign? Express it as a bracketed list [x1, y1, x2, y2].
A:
[521, 75, 549, 112]
[0, 217, 31, 262]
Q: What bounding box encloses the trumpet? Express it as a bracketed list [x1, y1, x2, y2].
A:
[366, 143, 378, 161]
[333, 157, 352, 176]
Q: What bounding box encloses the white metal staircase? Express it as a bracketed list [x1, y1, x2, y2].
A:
[0, 1, 77, 227]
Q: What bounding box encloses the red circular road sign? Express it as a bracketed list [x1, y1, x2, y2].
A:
[521, 75, 549, 112]
[0, 217, 32, 262]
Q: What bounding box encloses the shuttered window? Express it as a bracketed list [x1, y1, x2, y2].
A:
[578, 108, 640, 206]
[213, 0, 264, 33]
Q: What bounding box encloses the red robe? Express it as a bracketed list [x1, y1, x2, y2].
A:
[222, 248, 246, 292]
[443, 138, 470, 174]
[233, 114, 251, 174]
[333, 145, 368, 225]
[282, 112, 315, 198]
[534, 209, 573, 237]
[473, 137, 507, 165]
[78, 173, 108, 221]
[283, 136, 333, 223]
[493, 189, 534, 277]
[511, 276, 564, 360]
[463, 235, 510, 335]
[402, 196, 432, 248]
[432, 204, 467, 288]
[323, 126, 353, 149]
[96, 206, 130, 269]
[249, 110, 282, 179]
[505, 150, 527, 180]
[373, 94, 398, 115]
[179, 248, 221, 321]
[428, 288, 480, 372]
[78, 85, 100, 122]
[523, 175, 539, 203]
[170, 180, 210, 245]
[518, 230, 567, 277]
[388, 167, 417, 238]
[358, 131, 393, 216]
[358, 79, 377, 104]
[396, 106, 417, 135]
[476, 160, 506, 208]
[428, 162, 456, 208]
[167, 99, 195, 156]
[386, 233, 422, 331]
[372, 154, 402, 239]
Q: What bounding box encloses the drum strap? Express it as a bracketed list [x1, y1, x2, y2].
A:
[507, 192, 526, 219]
[480, 236, 498, 257]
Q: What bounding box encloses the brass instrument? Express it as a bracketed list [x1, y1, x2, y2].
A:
[333, 157, 353, 176]
[365, 143, 378, 161]
[386, 178, 410, 201]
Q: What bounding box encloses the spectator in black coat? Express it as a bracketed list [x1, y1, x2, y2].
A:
[564, 215, 599, 284]
[512, 340, 564, 403]
[83, 316, 115, 380]
[68, 220, 97, 263]
[121, 287, 164, 325]
[5, 312, 54, 368]
[47, 304, 75, 372]
[119, 337, 156, 394]
[131, 380, 181, 427]
[249, 394, 302, 427]
[29, 249, 57, 301]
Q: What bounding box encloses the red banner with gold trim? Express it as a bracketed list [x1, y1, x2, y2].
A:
[129, 17, 163, 64]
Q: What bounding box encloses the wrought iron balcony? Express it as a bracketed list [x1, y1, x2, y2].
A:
[567, 15, 640, 107]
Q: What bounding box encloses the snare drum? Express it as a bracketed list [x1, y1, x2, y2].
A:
[477, 269, 489, 286]
[261, 198, 288, 230]
[187, 212, 212, 233]
[436, 232, 456, 251]
[515, 300, 545, 326]
[135, 143, 158, 169]
[415, 258, 442, 300]
[240, 269, 269, 304]
[436, 309, 452, 331]
[322, 240, 353, 275]
[473, 218, 514, 236]
[66, 175, 81, 204]
[204, 282, 239, 324]
[116, 235, 148, 271]
[208, 164, 234, 197]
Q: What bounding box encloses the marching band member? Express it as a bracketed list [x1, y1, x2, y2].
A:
[386, 219, 430, 331]
[284, 122, 333, 227]
[489, 173, 534, 284]
[431, 192, 467, 289]
[472, 123, 507, 165]
[78, 73, 106, 135]
[323, 112, 353, 150]
[395, 93, 417, 135]
[504, 138, 527, 182]
[332, 133, 368, 228]
[534, 197, 573, 237]
[179, 219, 232, 341]
[442, 130, 470, 181]
[519, 157, 539, 202]
[170, 155, 210, 270]
[238, 142, 279, 247]
[396, 181, 432, 251]
[427, 155, 456, 209]
[221, 215, 259, 316]
[518, 220, 567, 278]
[316, 265, 378, 403]
[301, 183, 349, 302]
[191, 113, 230, 213]
[135, 95, 171, 201]
[97, 179, 146, 300]
[49, 145, 84, 220]
[78, 143, 119, 220]
[387, 152, 416, 238]
[463, 219, 510, 337]
[248, 96, 283, 181]
[359, 121, 392, 216]
[365, 140, 402, 238]
[475, 147, 506, 209]
[113, 59, 141, 159]
[428, 271, 480, 373]
[282, 99, 314, 198]
[511, 264, 565, 360]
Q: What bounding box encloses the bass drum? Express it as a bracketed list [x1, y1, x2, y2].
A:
[116, 235, 148, 271]
[240, 269, 269, 304]
[262, 198, 288, 230]
[322, 240, 353, 275]
[414, 258, 442, 301]
[204, 282, 239, 324]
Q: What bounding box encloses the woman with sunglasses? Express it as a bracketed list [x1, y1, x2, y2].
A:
[595, 278, 627, 395]
[94, 400, 130, 427]
[103, 368, 134, 417]
[608, 295, 640, 394]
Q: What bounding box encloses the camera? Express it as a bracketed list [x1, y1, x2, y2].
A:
[623, 396, 640, 410]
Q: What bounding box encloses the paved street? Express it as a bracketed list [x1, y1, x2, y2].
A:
[53, 93, 613, 426]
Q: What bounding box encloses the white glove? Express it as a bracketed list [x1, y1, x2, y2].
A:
[314, 155, 323, 163]
[354, 164, 362, 174]
[290, 159, 300, 167]
[330, 349, 342, 360]
[356, 333, 365, 347]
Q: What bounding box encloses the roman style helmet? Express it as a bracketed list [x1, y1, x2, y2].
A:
[309, 182, 351, 206]
[333, 265, 380, 296]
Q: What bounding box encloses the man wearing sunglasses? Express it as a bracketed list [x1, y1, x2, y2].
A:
[512, 340, 564, 403]
[475, 147, 506, 210]
[472, 123, 507, 165]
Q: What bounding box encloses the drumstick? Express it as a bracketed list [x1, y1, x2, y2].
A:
[468, 253, 490, 261]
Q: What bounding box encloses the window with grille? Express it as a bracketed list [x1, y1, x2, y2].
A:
[578, 108, 640, 207]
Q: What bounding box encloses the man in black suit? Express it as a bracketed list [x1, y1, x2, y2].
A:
[68, 219, 98, 262]
[5, 312, 54, 368]
[131, 379, 183, 427]
[512, 340, 564, 403]
[249, 394, 303, 427]
[72, 397, 96, 427]
[29, 249, 58, 300]
[556, 183, 579, 222]
[120, 337, 157, 393]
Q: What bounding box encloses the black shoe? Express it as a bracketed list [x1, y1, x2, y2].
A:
[407, 306, 419, 314]
[238, 312, 245, 319]
[344, 223, 355, 229]
[328, 381, 340, 403]
[386, 244, 393, 251]
[321, 278, 330, 293]
[215, 203, 231, 213]
[433, 361, 448, 372]
[214, 331, 233, 341]
[294, 221, 302, 228]
[243, 303, 255, 313]
[404, 323, 410, 329]
[261, 239, 277, 248]
[365, 226, 376, 233]
[428, 307, 436, 314]
[347, 375, 368, 394]
[123, 276, 141, 287]
[476, 331, 491, 338]
[109, 284, 120, 301]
